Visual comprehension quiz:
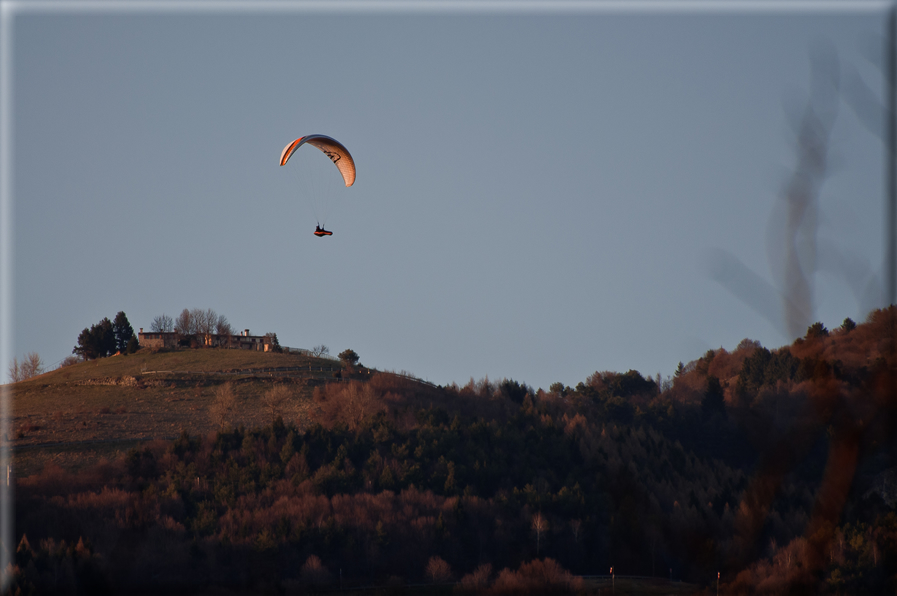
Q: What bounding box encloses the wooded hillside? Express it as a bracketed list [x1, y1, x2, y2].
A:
[8, 307, 897, 595]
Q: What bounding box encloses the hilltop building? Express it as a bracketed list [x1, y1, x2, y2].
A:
[137, 329, 276, 351]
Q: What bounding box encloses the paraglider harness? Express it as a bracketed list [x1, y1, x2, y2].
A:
[314, 225, 333, 237]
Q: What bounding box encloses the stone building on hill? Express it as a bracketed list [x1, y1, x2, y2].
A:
[137, 328, 275, 351]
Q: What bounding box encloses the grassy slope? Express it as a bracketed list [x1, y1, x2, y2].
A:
[9, 348, 345, 476]
[23, 346, 337, 383]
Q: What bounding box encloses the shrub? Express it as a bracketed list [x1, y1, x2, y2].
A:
[300, 555, 332, 585]
[261, 384, 293, 424]
[313, 381, 385, 431]
[492, 559, 581, 594]
[59, 355, 83, 368]
[425, 555, 452, 583]
[210, 382, 238, 429]
[458, 563, 492, 591]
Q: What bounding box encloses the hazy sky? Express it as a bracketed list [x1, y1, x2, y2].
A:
[3, 1, 890, 390]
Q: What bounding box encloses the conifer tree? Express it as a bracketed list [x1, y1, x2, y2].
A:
[113, 311, 135, 353]
[73, 317, 115, 360]
[702, 375, 726, 418]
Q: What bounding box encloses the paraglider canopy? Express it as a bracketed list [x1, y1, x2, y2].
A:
[280, 134, 356, 187]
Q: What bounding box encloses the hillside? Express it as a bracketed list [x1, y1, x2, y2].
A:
[7, 307, 897, 595]
[10, 348, 350, 476]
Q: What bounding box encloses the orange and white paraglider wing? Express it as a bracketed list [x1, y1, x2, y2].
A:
[279, 134, 356, 187]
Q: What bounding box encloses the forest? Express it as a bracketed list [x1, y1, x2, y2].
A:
[8, 306, 897, 595]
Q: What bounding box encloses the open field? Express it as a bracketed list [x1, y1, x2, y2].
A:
[6, 348, 352, 476]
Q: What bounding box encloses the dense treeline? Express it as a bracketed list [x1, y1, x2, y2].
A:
[73, 311, 137, 360]
[10, 307, 897, 594]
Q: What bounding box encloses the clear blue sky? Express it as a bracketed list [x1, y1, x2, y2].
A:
[2, 1, 890, 390]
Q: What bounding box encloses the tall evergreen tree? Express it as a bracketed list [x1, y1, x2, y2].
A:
[73, 317, 116, 360]
[702, 375, 726, 418]
[806, 321, 829, 339]
[113, 311, 135, 353]
[96, 318, 115, 358]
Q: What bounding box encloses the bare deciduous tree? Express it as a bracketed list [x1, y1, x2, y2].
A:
[425, 556, 452, 583]
[194, 308, 217, 337]
[343, 383, 381, 431]
[22, 352, 44, 379]
[171, 308, 237, 347]
[8, 352, 45, 383]
[313, 381, 384, 430]
[189, 308, 204, 335]
[204, 308, 218, 334]
[532, 513, 548, 556]
[262, 384, 293, 424]
[175, 309, 193, 336]
[310, 344, 330, 358]
[7, 358, 21, 383]
[215, 314, 234, 347]
[151, 314, 173, 333]
[188, 308, 208, 340]
[209, 382, 238, 429]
